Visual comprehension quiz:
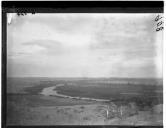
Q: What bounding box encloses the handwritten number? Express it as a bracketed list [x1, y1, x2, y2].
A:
[156, 27, 164, 32]
[155, 15, 164, 32]
[157, 21, 163, 27]
[155, 15, 163, 22]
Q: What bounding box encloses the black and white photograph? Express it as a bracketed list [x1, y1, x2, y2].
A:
[3, 2, 163, 126]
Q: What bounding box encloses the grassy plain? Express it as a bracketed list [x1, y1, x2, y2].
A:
[6, 77, 163, 125]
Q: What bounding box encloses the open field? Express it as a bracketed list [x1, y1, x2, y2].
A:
[6, 77, 163, 125]
[56, 83, 162, 106]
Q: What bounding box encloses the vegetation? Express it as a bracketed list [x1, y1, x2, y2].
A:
[6, 77, 163, 125]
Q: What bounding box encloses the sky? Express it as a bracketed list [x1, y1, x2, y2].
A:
[7, 13, 163, 78]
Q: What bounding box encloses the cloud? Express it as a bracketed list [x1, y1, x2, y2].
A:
[31, 14, 98, 30]
[7, 13, 163, 78]
[23, 40, 64, 55]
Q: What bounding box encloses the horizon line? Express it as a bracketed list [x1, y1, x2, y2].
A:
[7, 76, 163, 79]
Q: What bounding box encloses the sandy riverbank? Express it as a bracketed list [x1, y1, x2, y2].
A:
[40, 84, 110, 102]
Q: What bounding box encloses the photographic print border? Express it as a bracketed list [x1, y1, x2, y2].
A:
[2, 1, 164, 128]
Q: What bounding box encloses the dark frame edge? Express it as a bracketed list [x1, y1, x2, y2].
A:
[1, 1, 164, 128]
[2, 8, 7, 128]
